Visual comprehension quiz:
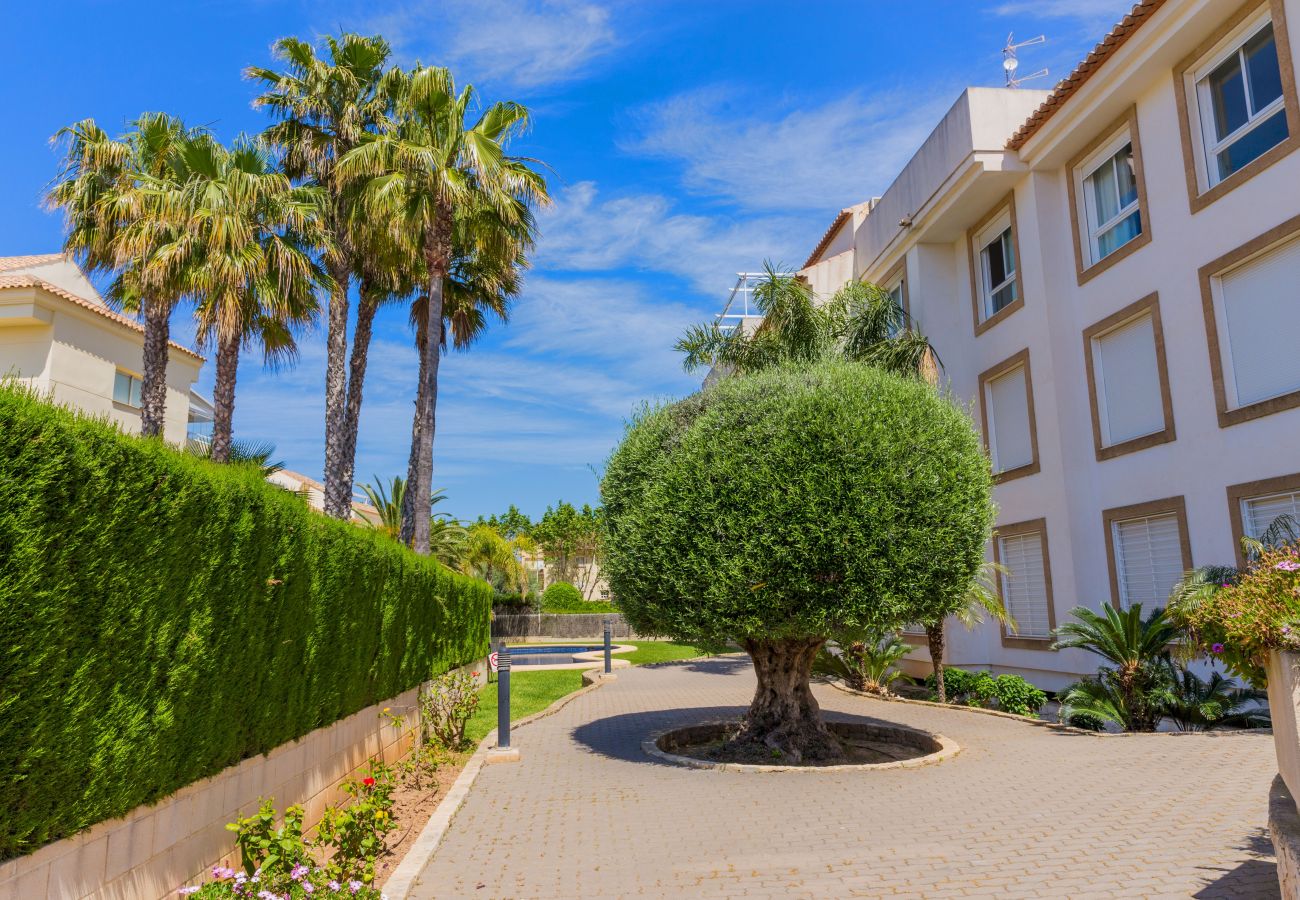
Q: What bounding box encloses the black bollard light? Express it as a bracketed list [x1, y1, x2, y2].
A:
[496, 642, 511, 749]
[603, 617, 612, 674]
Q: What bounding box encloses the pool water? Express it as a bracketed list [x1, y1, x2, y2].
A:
[508, 644, 605, 665]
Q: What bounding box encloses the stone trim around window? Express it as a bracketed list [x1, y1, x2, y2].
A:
[977, 348, 1040, 484]
[881, 258, 909, 317]
[1198, 211, 1300, 427]
[1100, 496, 1193, 611]
[1226, 471, 1300, 567]
[991, 517, 1057, 651]
[1081, 293, 1176, 461]
[966, 192, 1025, 336]
[1173, 0, 1300, 213]
[1066, 106, 1153, 285]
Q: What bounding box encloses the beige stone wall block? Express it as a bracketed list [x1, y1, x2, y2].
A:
[1268, 650, 1300, 805]
[45, 834, 107, 900]
[104, 813, 154, 882]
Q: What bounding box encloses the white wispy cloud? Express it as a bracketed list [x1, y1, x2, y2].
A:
[537, 181, 812, 292]
[366, 0, 618, 88]
[625, 85, 951, 213]
[992, 1, 1136, 37]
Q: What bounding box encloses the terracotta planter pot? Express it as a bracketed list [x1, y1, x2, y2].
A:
[1267, 650, 1300, 806]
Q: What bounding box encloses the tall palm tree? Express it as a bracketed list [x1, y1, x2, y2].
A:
[145, 136, 328, 462]
[923, 560, 1013, 703]
[338, 65, 548, 554]
[248, 33, 393, 517]
[47, 113, 199, 438]
[676, 263, 940, 383]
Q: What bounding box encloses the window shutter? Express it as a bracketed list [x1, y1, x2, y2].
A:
[1244, 490, 1300, 540]
[1113, 514, 1184, 611]
[1094, 315, 1164, 445]
[988, 367, 1033, 472]
[1220, 236, 1300, 406]
[999, 532, 1050, 637]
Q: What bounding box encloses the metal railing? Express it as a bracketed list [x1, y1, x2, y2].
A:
[715, 272, 772, 334]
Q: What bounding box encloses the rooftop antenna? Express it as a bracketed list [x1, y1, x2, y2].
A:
[1003, 33, 1049, 88]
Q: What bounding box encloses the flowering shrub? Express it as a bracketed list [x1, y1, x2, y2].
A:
[177, 863, 385, 898]
[315, 762, 398, 885]
[1178, 546, 1300, 686]
[228, 802, 311, 879]
[422, 670, 481, 749]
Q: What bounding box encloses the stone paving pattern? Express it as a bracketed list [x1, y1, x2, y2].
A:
[411, 657, 1280, 899]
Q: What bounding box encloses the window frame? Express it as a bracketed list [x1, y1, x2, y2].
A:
[978, 348, 1040, 483]
[991, 518, 1057, 650]
[1227, 471, 1300, 566]
[1174, 0, 1300, 212]
[1198, 211, 1300, 427]
[113, 369, 144, 409]
[1082, 293, 1176, 460]
[1066, 108, 1152, 283]
[967, 194, 1024, 334]
[1101, 496, 1194, 612]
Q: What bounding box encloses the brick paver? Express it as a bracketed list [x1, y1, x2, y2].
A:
[410, 656, 1280, 898]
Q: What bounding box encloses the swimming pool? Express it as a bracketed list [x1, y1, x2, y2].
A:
[508, 644, 606, 666]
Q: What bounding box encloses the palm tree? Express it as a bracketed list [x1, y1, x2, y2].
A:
[150, 136, 328, 462]
[1053, 604, 1179, 732]
[459, 522, 535, 594]
[47, 113, 199, 439]
[186, 436, 285, 476]
[338, 65, 548, 554]
[357, 476, 462, 565]
[676, 263, 939, 383]
[813, 627, 910, 695]
[248, 33, 393, 518]
[1162, 664, 1269, 732]
[923, 560, 1013, 703]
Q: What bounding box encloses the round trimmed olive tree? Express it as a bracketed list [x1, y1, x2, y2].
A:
[601, 360, 994, 761]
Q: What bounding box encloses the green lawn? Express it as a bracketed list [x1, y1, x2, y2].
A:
[465, 670, 586, 743]
[618, 640, 717, 665]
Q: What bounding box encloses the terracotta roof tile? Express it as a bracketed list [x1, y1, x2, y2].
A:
[1006, 0, 1168, 151]
[0, 273, 204, 361]
[0, 253, 67, 272]
[801, 209, 853, 270]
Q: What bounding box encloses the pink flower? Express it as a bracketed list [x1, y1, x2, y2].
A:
[1277, 561, 1300, 571]
[328, 883, 341, 892]
[350, 881, 364, 894]
[177, 889, 200, 896]
[303, 883, 315, 895]
[1212, 643, 1225, 654]
[291, 864, 308, 880]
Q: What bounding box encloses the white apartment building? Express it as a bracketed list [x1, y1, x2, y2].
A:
[795, 0, 1300, 688]
[0, 253, 210, 445]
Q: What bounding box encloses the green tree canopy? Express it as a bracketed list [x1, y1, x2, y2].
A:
[601, 359, 993, 760]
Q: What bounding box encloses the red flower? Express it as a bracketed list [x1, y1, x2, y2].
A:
[363, 777, 376, 787]
[471, 672, 480, 677]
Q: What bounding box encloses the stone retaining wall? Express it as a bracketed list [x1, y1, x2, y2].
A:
[490, 613, 637, 640]
[0, 662, 487, 900]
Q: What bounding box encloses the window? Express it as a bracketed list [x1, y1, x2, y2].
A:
[979, 350, 1038, 481]
[1201, 220, 1300, 425]
[1083, 295, 1174, 459]
[1198, 20, 1288, 184]
[1243, 489, 1300, 542]
[993, 522, 1054, 644]
[113, 370, 143, 408]
[1106, 505, 1190, 611]
[1176, 3, 1299, 208]
[968, 198, 1023, 332]
[1228, 473, 1300, 565]
[1082, 141, 1142, 263]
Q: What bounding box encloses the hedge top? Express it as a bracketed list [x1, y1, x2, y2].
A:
[600, 360, 995, 646]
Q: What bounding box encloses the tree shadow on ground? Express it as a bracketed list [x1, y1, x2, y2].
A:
[568, 705, 910, 767]
[1192, 828, 1279, 899]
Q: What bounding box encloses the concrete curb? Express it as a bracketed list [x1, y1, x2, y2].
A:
[383, 674, 611, 899]
[825, 678, 1273, 737]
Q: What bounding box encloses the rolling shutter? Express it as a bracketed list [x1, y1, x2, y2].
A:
[987, 366, 1033, 472]
[1112, 513, 1184, 611]
[999, 532, 1051, 638]
[1219, 236, 1300, 406]
[1094, 315, 1164, 445]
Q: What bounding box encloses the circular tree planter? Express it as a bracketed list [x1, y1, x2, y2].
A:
[643, 720, 960, 772]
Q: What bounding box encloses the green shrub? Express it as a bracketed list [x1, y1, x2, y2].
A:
[925, 667, 1045, 717]
[990, 674, 1047, 717]
[0, 385, 491, 858]
[540, 581, 613, 614]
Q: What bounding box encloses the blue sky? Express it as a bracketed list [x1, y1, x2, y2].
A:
[0, 0, 1134, 521]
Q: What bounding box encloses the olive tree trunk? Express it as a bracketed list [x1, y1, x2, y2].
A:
[322, 267, 352, 519]
[209, 333, 240, 464]
[139, 300, 172, 440]
[733, 637, 844, 763]
[926, 622, 946, 704]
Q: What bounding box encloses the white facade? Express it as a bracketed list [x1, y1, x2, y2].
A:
[0, 253, 207, 446]
[798, 0, 1300, 689]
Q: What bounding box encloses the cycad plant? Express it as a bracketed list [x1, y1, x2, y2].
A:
[676, 263, 939, 383]
[1053, 604, 1179, 732]
[1162, 664, 1269, 732]
[813, 627, 910, 695]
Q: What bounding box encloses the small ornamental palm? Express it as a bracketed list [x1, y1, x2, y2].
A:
[813, 627, 910, 695]
[1162, 664, 1269, 732]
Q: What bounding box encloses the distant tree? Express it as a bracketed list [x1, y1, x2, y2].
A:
[533, 502, 603, 596]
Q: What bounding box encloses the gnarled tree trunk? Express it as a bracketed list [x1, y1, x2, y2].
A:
[926, 622, 946, 703]
[209, 333, 240, 464]
[139, 300, 172, 440]
[322, 265, 352, 519]
[733, 637, 844, 763]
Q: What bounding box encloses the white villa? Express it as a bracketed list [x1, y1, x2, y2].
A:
[0, 253, 211, 445]
[765, 0, 1300, 688]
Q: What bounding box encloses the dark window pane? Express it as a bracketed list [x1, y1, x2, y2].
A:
[1209, 52, 1249, 139]
[991, 281, 1017, 314]
[1217, 108, 1289, 177]
[1245, 24, 1283, 112]
[1115, 144, 1138, 208]
[1097, 210, 1142, 259]
[985, 235, 1007, 287]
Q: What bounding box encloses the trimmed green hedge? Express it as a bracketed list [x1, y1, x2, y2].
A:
[0, 386, 491, 859]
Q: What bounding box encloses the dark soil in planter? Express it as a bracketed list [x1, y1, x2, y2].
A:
[658, 720, 942, 767]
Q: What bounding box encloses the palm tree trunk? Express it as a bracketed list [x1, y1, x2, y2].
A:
[338, 284, 380, 518]
[399, 304, 430, 548]
[926, 622, 947, 704]
[403, 226, 449, 555]
[209, 333, 240, 464]
[322, 266, 352, 519]
[139, 299, 172, 440]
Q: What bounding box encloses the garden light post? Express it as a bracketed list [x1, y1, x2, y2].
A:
[604, 617, 612, 674]
[488, 642, 520, 763]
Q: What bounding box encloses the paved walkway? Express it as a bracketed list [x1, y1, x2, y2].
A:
[411, 657, 1280, 899]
